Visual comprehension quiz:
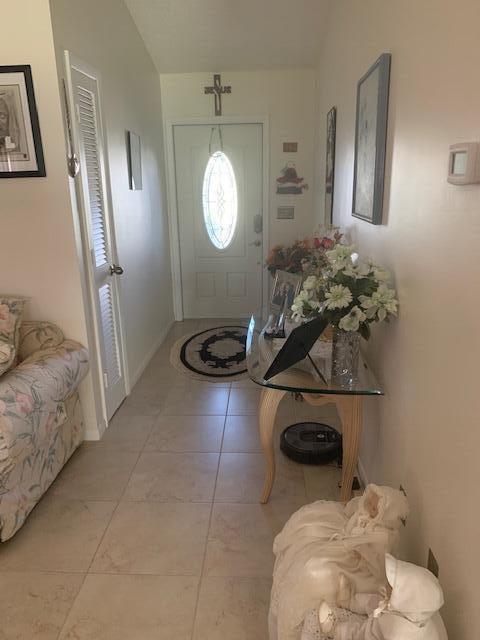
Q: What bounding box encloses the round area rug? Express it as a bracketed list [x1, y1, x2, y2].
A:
[170, 326, 249, 381]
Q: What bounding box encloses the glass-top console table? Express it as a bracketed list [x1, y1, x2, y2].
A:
[246, 313, 384, 503]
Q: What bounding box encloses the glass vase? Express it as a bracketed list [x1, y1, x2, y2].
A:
[331, 327, 360, 386]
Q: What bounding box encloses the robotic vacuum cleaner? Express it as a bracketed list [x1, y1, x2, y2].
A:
[280, 422, 342, 465]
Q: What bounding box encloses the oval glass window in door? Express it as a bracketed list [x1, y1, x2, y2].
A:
[202, 151, 238, 250]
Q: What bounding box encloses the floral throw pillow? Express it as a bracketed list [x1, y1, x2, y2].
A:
[0, 296, 26, 376]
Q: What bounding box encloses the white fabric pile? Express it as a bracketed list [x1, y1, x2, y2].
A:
[309, 554, 447, 640]
[269, 484, 408, 640]
[269, 484, 448, 640]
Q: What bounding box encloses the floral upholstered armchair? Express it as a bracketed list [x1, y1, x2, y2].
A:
[0, 321, 89, 540]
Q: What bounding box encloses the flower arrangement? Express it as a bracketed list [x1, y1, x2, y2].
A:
[265, 228, 343, 276]
[291, 244, 398, 340]
[266, 239, 312, 275]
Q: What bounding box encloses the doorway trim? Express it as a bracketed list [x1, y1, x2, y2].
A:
[63, 51, 130, 436]
[164, 116, 270, 320]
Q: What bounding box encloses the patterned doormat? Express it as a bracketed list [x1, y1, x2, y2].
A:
[170, 326, 248, 382]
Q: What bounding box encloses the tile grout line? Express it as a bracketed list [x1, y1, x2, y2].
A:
[189, 386, 231, 640]
[55, 443, 146, 640]
[41, 321, 257, 639]
[53, 499, 119, 640]
[53, 325, 201, 639]
[44, 322, 326, 640]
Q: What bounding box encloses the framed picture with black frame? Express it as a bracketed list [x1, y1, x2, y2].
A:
[0, 65, 45, 178]
[352, 53, 391, 225]
[325, 106, 336, 224]
[126, 130, 142, 190]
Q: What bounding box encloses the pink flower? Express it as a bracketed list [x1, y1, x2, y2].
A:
[15, 392, 34, 415]
[320, 237, 335, 250]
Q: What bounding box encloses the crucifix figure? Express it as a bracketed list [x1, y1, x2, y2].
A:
[204, 74, 231, 116]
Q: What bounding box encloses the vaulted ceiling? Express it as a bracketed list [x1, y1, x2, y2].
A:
[125, 0, 331, 73]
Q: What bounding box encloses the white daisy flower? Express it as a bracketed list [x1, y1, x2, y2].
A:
[325, 284, 353, 310]
[339, 306, 367, 332]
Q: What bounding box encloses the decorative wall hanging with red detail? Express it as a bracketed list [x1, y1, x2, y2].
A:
[276, 162, 308, 195]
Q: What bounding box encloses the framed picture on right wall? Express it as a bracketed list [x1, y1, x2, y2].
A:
[325, 106, 337, 224]
[352, 53, 391, 225]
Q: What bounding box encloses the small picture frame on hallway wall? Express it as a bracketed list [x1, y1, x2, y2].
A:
[0, 65, 46, 178]
[127, 130, 142, 190]
[325, 106, 337, 224]
[352, 53, 391, 225]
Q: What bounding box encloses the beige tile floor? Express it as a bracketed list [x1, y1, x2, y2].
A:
[0, 319, 342, 640]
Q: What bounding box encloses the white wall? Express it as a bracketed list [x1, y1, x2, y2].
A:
[160, 70, 317, 249]
[0, 1, 86, 342]
[50, 0, 173, 389]
[0, 0, 98, 431]
[315, 1, 480, 636]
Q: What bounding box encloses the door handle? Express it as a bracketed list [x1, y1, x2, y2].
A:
[109, 264, 124, 275]
[249, 240, 261, 247]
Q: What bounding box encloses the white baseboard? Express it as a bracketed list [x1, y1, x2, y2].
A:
[84, 428, 101, 441]
[357, 457, 369, 489]
[84, 415, 107, 441]
[129, 320, 174, 390]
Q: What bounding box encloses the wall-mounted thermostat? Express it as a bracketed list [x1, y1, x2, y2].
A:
[447, 142, 480, 185]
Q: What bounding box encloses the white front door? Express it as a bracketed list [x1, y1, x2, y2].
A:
[65, 54, 127, 420]
[173, 123, 263, 318]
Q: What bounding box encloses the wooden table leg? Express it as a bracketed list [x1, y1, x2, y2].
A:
[258, 387, 287, 503]
[337, 395, 363, 503]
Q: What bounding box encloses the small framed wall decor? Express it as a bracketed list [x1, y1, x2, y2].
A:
[0, 65, 45, 178]
[352, 53, 391, 225]
[325, 106, 337, 224]
[127, 130, 142, 190]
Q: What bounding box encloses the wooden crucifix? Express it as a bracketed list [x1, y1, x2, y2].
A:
[204, 74, 231, 116]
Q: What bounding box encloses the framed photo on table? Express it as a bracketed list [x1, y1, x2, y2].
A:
[271, 270, 302, 312]
[0, 65, 45, 178]
[352, 53, 391, 225]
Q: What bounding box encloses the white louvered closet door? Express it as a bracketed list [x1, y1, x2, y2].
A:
[69, 63, 126, 420]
